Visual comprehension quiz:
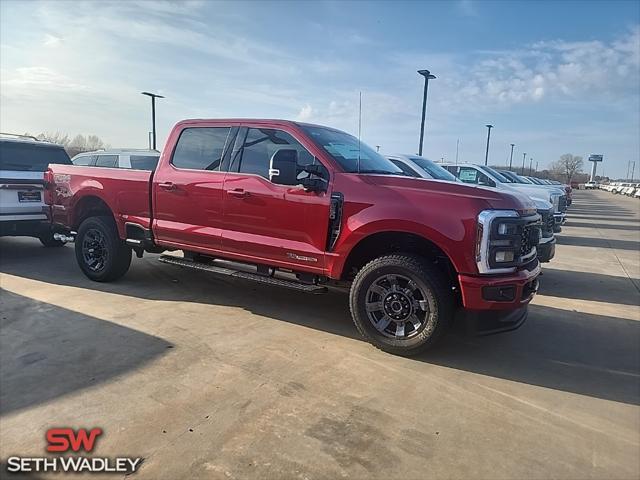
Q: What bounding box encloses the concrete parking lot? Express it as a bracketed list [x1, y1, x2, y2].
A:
[1, 189, 639, 479]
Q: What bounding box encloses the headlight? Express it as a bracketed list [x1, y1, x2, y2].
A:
[476, 209, 541, 274]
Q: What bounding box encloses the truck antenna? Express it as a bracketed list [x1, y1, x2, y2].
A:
[357, 91, 362, 173]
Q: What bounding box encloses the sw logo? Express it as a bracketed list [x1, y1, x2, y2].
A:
[5, 427, 142, 474]
[46, 427, 103, 452]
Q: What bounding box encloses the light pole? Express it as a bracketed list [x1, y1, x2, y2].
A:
[522, 152, 527, 175]
[484, 124, 493, 166]
[417, 69, 436, 156]
[376, 145, 380, 152]
[529, 158, 533, 175]
[141, 91, 164, 150]
[455, 138, 460, 165]
[535, 160, 538, 173]
[508, 143, 515, 169]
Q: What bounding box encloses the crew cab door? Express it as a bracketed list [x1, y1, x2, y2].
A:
[152, 125, 236, 251]
[221, 126, 331, 274]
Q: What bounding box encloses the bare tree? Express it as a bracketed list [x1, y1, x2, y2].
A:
[550, 154, 584, 183]
[27, 132, 108, 158]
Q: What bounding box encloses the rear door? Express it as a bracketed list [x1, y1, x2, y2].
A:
[152, 125, 235, 250]
[221, 126, 331, 273]
[0, 141, 71, 222]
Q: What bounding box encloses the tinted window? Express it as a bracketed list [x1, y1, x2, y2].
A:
[0, 142, 71, 171]
[479, 165, 508, 183]
[458, 166, 495, 187]
[96, 155, 118, 168]
[130, 155, 159, 170]
[410, 157, 457, 181]
[301, 125, 403, 175]
[235, 128, 322, 185]
[172, 127, 230, 170]
[72, 155, 95, 166]
[390, 159, 420, 177]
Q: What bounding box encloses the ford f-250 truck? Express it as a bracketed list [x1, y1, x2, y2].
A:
[47, 119, 542, 356]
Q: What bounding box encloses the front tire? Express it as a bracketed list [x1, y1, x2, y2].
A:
[349, 254, 453, 356]
[75, 216, 132, 282]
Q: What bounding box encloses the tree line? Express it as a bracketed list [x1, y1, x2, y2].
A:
[25, 132, 109, 158]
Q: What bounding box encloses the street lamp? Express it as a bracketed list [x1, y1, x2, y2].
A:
[417, 69, 436, 156]
[141, 91, 164, 150]
[484, 124, 493, 166]
[522, 152, 527, 175]
[529, 158, 533, 175]
[508, 143, 515, 169]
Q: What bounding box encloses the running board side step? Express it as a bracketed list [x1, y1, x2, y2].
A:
[158, 255, 328, 294]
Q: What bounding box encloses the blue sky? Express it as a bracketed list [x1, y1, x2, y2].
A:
[1, 0, 638, 178]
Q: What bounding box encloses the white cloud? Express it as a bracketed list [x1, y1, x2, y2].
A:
[296, 104, 313, 121]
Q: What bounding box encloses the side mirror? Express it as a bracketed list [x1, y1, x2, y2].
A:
[301, 163, 328, 192]
[269, 149, 298, 185]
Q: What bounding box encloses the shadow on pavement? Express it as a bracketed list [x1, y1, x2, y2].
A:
[1, 238, 639, 406]
[555, 235, 640, 251]
[0, 289, 172, 416]
[564, 221, 640, 231]
[539, 268, 640, 306]
[424, 304, 640, 406]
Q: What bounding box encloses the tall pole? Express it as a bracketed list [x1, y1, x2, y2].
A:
[535, 160, 538, 173]
[632, 161, 636, 181]
[522, 152, 527, 175]
[626, 160, 630, 180]
[529, 158, 533, 175]
[455, 138, 460, 165]
[508, 143, 515, 169]
[417, 69, 436, 156]
[484, 124, 493, 166]
[141, 92, 164, 150]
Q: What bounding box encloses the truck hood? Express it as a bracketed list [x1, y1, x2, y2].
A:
[358, 174, 537, 214]
[506, 183, 564, 199]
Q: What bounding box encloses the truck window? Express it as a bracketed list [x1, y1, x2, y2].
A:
[171, 127, 231, 171]
[234, 128, 319, 183]
[129, 155, 159, 171]
[95, 155, 118, 168]
[390, 159, 420, 177]
[458, 166, 495, 187]
[72, 155, 96, 166]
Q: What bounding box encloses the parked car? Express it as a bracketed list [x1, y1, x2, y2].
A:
[390, 157, 555, 263]
[584, 181, 598, 189]
[0, 133, 73, 245]
[441, 163, 566, 233]
[387, 154, 458, 181]
[498, 170, 570, 215]
[72, 149, 160, 170]
[47, 119, 543, 356]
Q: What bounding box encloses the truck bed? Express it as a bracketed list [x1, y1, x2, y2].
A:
[49, 165, 153, 235]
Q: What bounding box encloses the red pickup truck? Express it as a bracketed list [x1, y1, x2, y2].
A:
[48, 119, 541, 356]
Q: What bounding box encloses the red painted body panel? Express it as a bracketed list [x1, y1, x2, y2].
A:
[49, 166, 151, 236]
[48, 118, 540, 312]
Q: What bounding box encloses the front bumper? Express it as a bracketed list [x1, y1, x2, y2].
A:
[458, 260, 541, 311]
[537, 237, 556, 263]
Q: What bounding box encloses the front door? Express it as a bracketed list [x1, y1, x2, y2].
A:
[221, 126, 331, 274]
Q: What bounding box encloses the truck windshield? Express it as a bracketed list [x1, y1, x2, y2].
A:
[0, 142, 72, 171]
[479, 165, 511, 184]
[409, 156, 457, 181]
[301, 125, 403, 175]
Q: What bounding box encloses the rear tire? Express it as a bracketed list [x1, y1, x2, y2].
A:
[75, 215, 131, 282]
[39, 232, 65, 248]
[349, 254, 453, 356]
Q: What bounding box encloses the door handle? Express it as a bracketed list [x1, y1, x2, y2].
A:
[158, 182, 176, 191]
[228, 188, 249, 198]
